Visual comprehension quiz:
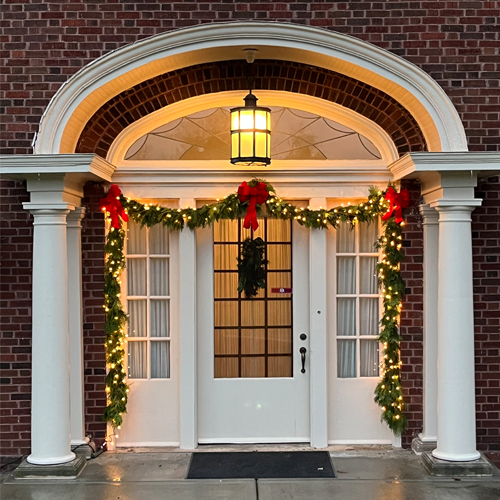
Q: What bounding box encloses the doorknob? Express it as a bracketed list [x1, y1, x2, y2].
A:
[299, 347, 307, 373]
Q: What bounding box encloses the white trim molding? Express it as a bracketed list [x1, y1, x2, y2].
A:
[33, 22, 467, 156]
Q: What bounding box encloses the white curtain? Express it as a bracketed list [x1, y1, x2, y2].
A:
[128, 341, 147, 378]
[337, 340, 356, 378]
[151, 341, 170, 378]
[360, 340, 379, 377]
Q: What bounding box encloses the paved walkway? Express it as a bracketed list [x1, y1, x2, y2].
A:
[2, 447, 500, 499]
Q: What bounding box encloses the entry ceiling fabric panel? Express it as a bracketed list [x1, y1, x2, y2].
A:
[125, 107, 381, 161]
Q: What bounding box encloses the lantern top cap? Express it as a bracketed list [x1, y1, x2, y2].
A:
[244, 91, 258, 108]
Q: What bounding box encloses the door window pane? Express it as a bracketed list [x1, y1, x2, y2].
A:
[128, 341, 147, 378]
[360, 257, 377, 294]
[150, 300, 169, 337]
[128, 300, 147, 337]
[151, 341, 170, 378]
[150, 259, 169, 296]
[336, 223, 355, 253]
[337, 257, 356, 294]
[337, 298, 356, 336]
[360, 298, 379, 336]
[127, 221, 146, 254]
[360, 340, 379, 377]
[359, 221, 378, 253]
[337, 340, 356, 378]
[128, 259, 147, 296]
[149, 224, 169, 254]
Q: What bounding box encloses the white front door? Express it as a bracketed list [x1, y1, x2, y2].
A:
[197, 218, 310, 443]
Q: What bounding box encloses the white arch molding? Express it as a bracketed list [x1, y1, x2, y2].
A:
[33, 22, 468, 156]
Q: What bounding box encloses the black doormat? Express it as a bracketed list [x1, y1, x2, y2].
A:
[186, 451, 335, 479]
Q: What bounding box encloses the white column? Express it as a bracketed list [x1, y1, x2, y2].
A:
[309, 198, 328, 448]
[419, 204, 439, 444]
[67, 207, 87, 446]
[431, 201, 481, 462]
[25, 205, 76, 465]
[179, 199, 198, 449]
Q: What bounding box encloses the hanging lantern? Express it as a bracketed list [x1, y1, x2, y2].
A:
[230, 91, 271, 167]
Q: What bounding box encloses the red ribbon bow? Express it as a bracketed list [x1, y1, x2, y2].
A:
[100, 184, 129, 229]
[382, 187, 410, 224]
[238, 181, 269, 231]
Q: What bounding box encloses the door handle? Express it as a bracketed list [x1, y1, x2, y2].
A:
[299, 347, 307, 373]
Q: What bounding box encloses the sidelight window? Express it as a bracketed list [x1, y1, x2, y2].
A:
[336, 219, 381, 378]
[125, 220, 171, 379]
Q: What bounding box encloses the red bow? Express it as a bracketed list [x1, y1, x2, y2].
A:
[238, 181, 269, 231]
[100, 184, 128, 229]
[382, 187, 410, 224]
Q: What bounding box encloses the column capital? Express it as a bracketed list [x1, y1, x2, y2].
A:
[419, 204, 439, 224]
[67, 207, 86, 227]
[23, 202, 74, 213]
[430, 198, 482, 216]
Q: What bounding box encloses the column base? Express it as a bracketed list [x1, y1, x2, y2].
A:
[421, 452, 493, 477]
[13, 454, 86, 479]
[411, 437, 437, 455]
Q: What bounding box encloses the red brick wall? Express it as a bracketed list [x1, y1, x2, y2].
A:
[473, 176, 500, 455]
[0, 181, 32, 457]
[399, 179, 424, 449]
[81, 183, 107, 449]
[1, 1, 499, 155]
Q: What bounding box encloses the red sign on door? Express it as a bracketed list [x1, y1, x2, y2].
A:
[271, 287, 293, 294]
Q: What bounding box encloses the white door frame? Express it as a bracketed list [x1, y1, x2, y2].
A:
[178, 198, 329, 450]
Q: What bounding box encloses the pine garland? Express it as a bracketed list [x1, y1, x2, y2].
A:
[102, 180, 408, 435]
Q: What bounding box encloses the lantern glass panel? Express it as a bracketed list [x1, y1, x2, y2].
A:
[231, 110, 239, 131]
[255, 132, 267, 157]
[231, 133, 239, 158]
[255, 110, 267, 130]
[240, 110, 254, 130]
[240, 132, 254, 157]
